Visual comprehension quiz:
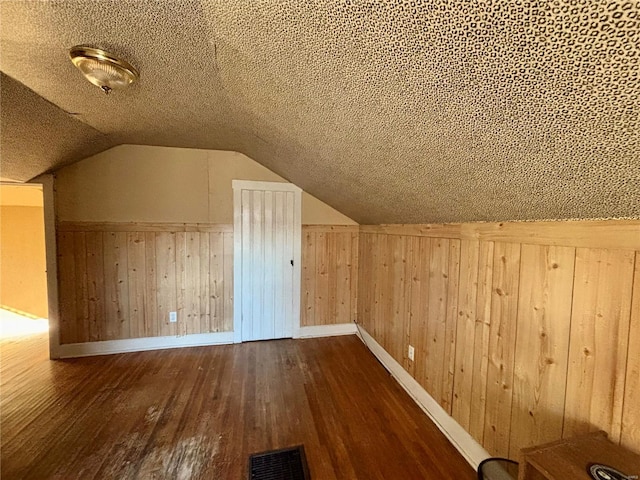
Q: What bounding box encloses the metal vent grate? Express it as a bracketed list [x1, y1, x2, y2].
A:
[248, 445, 310, 480]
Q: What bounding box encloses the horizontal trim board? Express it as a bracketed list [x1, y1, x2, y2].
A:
[232, 180, 302, 193]
[357, 326, 490, 470]
[294, 323, 357, 338]
[57, 222, 233, 233]
[302, 225, 359, 232]
[57, 332, 234, 358]
[360, 219, 640, 250]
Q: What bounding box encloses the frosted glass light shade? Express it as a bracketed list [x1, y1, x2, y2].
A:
[69, 46, 139, 94]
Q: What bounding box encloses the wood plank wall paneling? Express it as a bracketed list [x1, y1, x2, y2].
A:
[300, 226, 359, 327]
[360, 220, 640, 250]
[357, 219, 640, 459]
[469, 241, 495, 443]
[451, 239, 480, 430]
[622, 255, 640, 451]
[508, 244, 575, 459]
[563, 249, 635, 442]
[483, 242, 521, 457]
[58, 223, 358, 344]
[57, 224, 235, 344]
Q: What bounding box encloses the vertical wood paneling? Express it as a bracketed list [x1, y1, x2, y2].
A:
[58, 224, 240, 343]
[402, 236, 414, 368]
[401, 236, 417, 372]
[73, 232, 89, 342]
[442, 239, 461, 414]
[57, 232, 76, 344]
[209, 232, 224, 332]
[357, 223, 640, 458]
[358, 233, 373, 332]
[410, 237, 431, 386]
[621, 252, 640, 450]
[452, 239, 480, 430]
[199, 232, 211, 332]
[350, 231, 359, 324]
[483, 242, 521, 457]
[369, 235, 382, 343]
[175, 232, 187, 336]
[469, 241, 494, 443]
[103, 232, 129, 339]
[327, 233, 338, 326]
[127, 232, 147, 338]
[425, 238, 450, 405]
[222, 231, 234, 332]
[301, 227, 359, 327]
[336, 233, 352, 327]
[509, 244, 575, 457]
[85, 231, 105, 342]
[377, 235, 391, 353]
[183, 232, 201, 335]
[301, 231, 316, 326]
[388, 235, 409, 365]
[144, 232, 158, 338]
[563, 248, 635, 442]
[314, 232, 329, 325]
[315, 232, 329, 325]
[155, 232, 176, 337]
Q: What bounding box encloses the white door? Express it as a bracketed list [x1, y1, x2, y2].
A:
[232, 180, 301, 342]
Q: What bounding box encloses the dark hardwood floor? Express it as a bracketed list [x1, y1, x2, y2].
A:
[1, 333, 475, 479]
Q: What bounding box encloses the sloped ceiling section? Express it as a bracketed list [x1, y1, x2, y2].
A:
[0, 0, 638, 223]
[0, 73, 115, 182]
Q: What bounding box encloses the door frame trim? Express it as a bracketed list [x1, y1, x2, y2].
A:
[2, 178, 60, 358]
[232, 180, 302, 343]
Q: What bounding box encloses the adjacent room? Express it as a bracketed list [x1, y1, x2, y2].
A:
[1, 1, 639, 479]
[0, 184, 49, 337]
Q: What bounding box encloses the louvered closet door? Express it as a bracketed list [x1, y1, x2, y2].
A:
[233, 181, 302, 342]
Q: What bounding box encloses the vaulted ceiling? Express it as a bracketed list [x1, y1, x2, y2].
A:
[1, 0, 638, 223]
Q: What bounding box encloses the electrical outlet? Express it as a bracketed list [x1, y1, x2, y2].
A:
[408, 345, 415, 361]
[169, 311, 177, 323]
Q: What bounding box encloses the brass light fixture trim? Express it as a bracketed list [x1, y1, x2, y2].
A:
[69, 46, 139, 94]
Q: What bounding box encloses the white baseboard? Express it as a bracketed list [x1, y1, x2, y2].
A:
[58, 324, 356, 358]
[357, 326, 490, 470]
[294, 323, 357, 339]
[57, 331, 234, 358]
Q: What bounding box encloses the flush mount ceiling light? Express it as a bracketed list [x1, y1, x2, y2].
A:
[69, 46, 139, 95]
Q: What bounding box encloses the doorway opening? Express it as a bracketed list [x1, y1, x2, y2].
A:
[0, 184, 49, 339]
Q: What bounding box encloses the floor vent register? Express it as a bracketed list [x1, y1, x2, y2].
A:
[248, 445, 310, 480]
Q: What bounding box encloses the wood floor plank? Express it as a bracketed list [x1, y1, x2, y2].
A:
[0, 334, 475, 480]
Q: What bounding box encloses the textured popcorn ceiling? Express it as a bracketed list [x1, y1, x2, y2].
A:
[0, 73, 115, 181]
[1, 0, 638, 223]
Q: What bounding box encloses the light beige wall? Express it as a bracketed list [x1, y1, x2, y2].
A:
[0, 184, 45, 207]
[0, 203, 48, 318]
[56, 146, 210, 223]
[56, 145, 356, 225]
